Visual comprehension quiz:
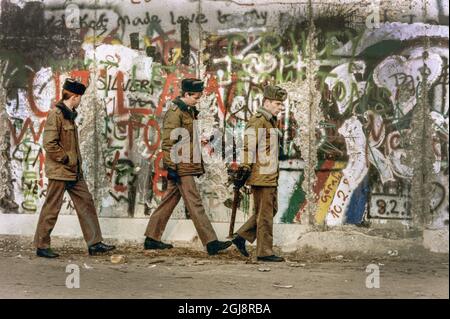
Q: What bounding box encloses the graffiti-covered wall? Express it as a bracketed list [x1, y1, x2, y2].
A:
[0, 0, 448, 230]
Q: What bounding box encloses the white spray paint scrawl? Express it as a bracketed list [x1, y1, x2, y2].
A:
[364, 110, 395, 184]
[326, 116, 368, 226]
[324, 61, 366, 115]
[373, 52, 443, 119]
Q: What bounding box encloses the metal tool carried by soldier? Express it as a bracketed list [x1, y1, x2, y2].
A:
[226, 163, 252, 238]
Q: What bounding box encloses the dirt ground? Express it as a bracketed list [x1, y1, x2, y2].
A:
[0, 235, 448, 299]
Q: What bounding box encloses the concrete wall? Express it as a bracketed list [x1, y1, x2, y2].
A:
[0, 1, 448, 237]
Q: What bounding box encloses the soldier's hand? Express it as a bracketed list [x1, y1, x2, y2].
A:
[167, 168, 181, 184]
[233, 166, 251, 189]
[61, 155, 69, 165]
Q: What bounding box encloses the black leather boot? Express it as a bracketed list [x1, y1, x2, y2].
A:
[231, 234, 249, 257]
[88, 242, 116, 256]
[206, 240, 232, 255]
[144, 237, 173, 250]
[257, 255, 285, 262]
[36, 248, 59, 258]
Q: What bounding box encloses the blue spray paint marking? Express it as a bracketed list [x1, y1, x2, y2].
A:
[345, 175, 369, 224]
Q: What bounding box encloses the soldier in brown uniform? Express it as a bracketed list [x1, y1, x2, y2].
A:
[34, 79, 116, 258]
[231, 85, 287, 262]
[144, 78, 232, 255]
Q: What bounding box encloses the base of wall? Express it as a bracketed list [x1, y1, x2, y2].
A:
[0, 213, 310, 249]
[0, 214, 447, 254]
[423, 229, 450, 253]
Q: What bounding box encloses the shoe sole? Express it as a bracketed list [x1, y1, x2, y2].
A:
[208, 242, 233, 255]
[36, 253, 59, 258]
[238, 250, 250, 257]
[89, 249, 116, 256]
[144, 246, 173, 250]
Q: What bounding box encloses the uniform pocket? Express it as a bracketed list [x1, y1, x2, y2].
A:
[183, 116, 194, 131]
[183, 116, 193, 124]
[62, 124, 75, 150]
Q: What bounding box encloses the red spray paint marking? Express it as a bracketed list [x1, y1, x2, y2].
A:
[99, 68, 107, 79]
[8, 118, 46, 187]
[156, 72, 179, 116]
[8, 119, 46, 145]
[116, 119, 148, 151]
[152, 151, 167, 197]
[102, 26, 121, 44]
[156, 67, 200, 117]
[204, 75, 226, 116]
[114, 184, 128, 192]
[151, 30, 176, 45]
[54, 71, 61, 102]
[143, 119, 161, 152]
[70, 70, 90, 86]
[112, 118, 161, 153]
[27, 73, 52, 118]
[151, 29, 199, 66]
[226, 73, 238, 110]
[27, 69, 90, 118]
[108, 150, 121, 182]
[294, 159, 336, 222]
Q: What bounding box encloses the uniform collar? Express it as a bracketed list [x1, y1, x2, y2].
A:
[56, 101, 78, 121]
[173, 96, 200, 118]
[257, 107, 276, 123]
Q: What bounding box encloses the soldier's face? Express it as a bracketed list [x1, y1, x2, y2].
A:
[71, 95, 82, 108]
[184, 92, 203, 106]
[265, 100, 285, 116]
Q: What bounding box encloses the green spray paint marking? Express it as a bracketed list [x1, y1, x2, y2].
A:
[280, 159, 326, 223]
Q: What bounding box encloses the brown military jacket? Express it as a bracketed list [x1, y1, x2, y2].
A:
[161, 97, 205, 176]
[242, 107, 280, 187]
[43, 101, 83, 181]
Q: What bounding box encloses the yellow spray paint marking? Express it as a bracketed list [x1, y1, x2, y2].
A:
[170, 48, 182, 64]
[315, 168, 344, 225]
[83, 35, 104, 44]
[296, 161, 346, 224]
[82, 36, 122, 45]
[144, 36, 152, 47]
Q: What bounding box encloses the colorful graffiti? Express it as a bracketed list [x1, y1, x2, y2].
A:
[0, 0, 448, 230]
